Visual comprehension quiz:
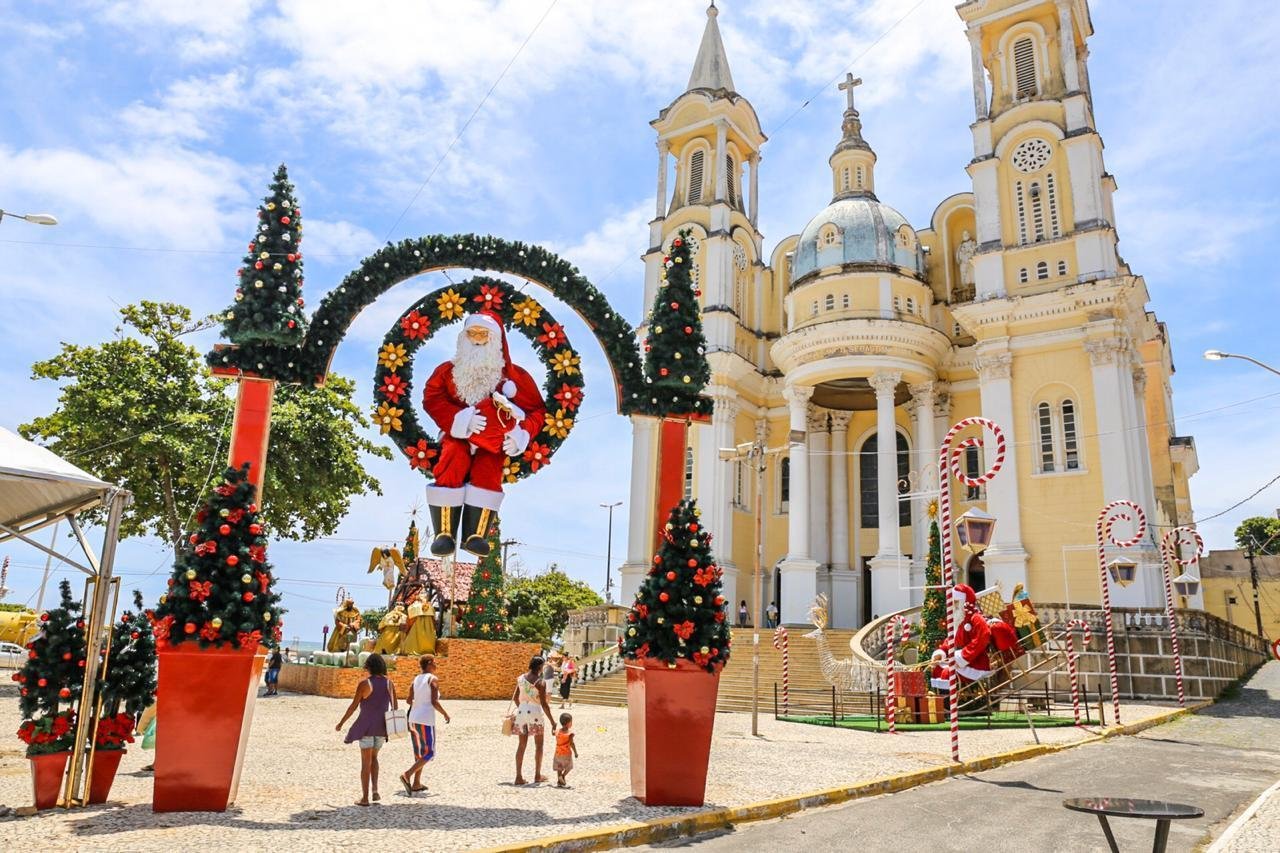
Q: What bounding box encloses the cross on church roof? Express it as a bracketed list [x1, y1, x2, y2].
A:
[838, 73, 863, 112]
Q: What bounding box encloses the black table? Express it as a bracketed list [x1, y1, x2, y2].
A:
[1062, 797, 1204, 852]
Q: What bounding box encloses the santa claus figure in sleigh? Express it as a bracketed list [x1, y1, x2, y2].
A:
[930, 583, 1029, 696]
[422, 311, 546, 557]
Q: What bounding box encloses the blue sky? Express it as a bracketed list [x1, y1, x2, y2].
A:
[2, 0, 1278, 642]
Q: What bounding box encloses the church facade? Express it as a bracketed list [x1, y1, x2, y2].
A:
[619, 0, 1200, 627]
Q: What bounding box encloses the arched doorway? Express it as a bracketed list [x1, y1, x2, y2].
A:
[964, 553, 986, 591]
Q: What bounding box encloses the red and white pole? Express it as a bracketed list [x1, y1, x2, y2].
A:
[938, 417, 1007, 762]
[884, 615, 912, 735]
[1159, 526, 1203, 708]
[1063, 618, 1093, 725]
[1095, 500, 1147, 727]
[772, 626, 789, 717]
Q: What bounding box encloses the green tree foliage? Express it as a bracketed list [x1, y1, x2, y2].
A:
[21, 301, 390, 557]
[457, 521, 510, 639]
[101, 591, 158, 719]
[506, 566, 602, 639]
[223, 164, 308, 346]
[152, 465, 285, 650]
[14, 580, 85, 721]
[361, 607, 388, 638]
[921, 519, 947, 657]
[641, 229, 709, 415]
[1235, 516, 1280, 556]
[511, 614, 552, 648]
[621, 499, 730, 672]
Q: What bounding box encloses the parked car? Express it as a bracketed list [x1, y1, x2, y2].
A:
[0, 641, 25, 669]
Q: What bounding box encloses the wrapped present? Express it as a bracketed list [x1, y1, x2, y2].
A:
[883, 695, 914, 724]
[914, 694, 945, 723]
[891, 669, 926, 697]
[1003, 584, 1043, 649]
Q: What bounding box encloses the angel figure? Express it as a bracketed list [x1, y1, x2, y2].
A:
[368, 546, 406, 606]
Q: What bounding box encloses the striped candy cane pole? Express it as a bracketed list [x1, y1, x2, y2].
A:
[1095, 500, 1147, 727]
[884, 615, 912, 735]
[772, 626, 789, 717]
[938, 417, 1007, 762]
[1063, 619, 1093, 725]
[1159, 526, 1203, 708]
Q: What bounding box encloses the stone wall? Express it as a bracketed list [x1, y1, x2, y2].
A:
[1033, 604, 1267, 701]
[278, 637, 542, 700]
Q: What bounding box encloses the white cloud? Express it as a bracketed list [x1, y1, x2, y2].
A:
[93, 0, 263, 60]
[119, 71, 246, 141]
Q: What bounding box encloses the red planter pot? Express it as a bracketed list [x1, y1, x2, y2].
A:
[29, 750, 71, 810]
[88, 748, 126, 805]
[153, 643, 266, 812]
[626, 657, 722, 806]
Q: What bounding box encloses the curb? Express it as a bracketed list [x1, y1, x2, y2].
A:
[476, 701, 1211, 853]
[1206, 777, 1280, 853]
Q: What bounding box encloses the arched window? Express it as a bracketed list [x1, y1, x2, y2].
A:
[819, 224, 841, 247]
[1057, 260, 1067, 277]
[779, 457, 791, 510]
[1035, 396, 1083, 473]
[1036, 261, 1049, 280]
[892, 295, 902, 313]
[726, 154, 738, 207]
[1062, 399, 1080, 470]
[859, 432, 911, 528]
[810, 300, 818, 317]
[1037, 402, 1055, 472]
[684, 446, 694, 499]
[1019, 267, 1029, 283]
[688, 149, 705, 204]
[824, 293, 835, 311]
[842, 293, 850, 310]
[1012, 36, 1038, 98]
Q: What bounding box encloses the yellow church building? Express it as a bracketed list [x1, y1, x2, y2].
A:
[620, 0, 1200, 627]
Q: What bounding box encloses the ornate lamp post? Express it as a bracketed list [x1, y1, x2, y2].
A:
[1159, 526, 1204, 707]
[938, 417, 1007, 762]
[1095, 501, 1148, 726]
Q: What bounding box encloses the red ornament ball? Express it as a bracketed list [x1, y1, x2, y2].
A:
[62, 652, 71, 661]
[219, 524, 231, 535]
[78, 660, 85, 668]
[673, 237, 683, 247]
[684, 326, 692, 334]
[254, 261, 264, 270]
[687, 558, 698, 568]
[249, 503, 258, 512]
[281, 216, 290, 224]
[226, 554, 240, 566]
[670, 302, 679, 309]
[184, 622, 197, 634]
[243, 592, 255, 602]
[39, 613, 49, 623]
[249, 523, 261, 535]
[19, 688, 26, 697]
[189, 533, 199, 544]
[59, 687, 71, 699]
[654, 556, 662, 565]
[659, 592, 670, 602]
[130, 632, 139, 640]
[689, 523, 699, 532]
[666, 571, 676, 581]
[37, 678, 47, 687]
[659, 368, 669, 377]
[287, 253, 296, 262]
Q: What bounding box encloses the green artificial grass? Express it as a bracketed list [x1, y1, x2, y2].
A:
[779, 712, 1082, 732]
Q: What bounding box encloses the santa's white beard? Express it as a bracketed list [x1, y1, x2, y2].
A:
[453, 334, 505, 405]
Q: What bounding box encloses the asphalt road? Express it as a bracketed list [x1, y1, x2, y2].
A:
[646, 662, 1280, 853]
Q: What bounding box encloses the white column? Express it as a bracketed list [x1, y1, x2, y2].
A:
[868, 370, 909, 617]
[967, 27, 988, 120]
[655, 139, 669, 219]
[714, 120, 728, 203]
[1057, 1, 1080, 92]
[621, 416, 659, 603]
[808, 406, 830, 568]
[974, 348, 1029, 591]
[908, 382, 938, 606]
[704, 387, 740, 587]
[780, 383, 818, 624]
[748, 153, 760, 227]
[828, 411, 857, 627]
[1132, 366, 1159, 532]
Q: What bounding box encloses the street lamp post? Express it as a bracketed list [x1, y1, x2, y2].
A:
[1095, 500, 1148, 727]
[0, 209, 58, 226]
[1204, 350, 1280, 378]
[599, 501, 622, 604]
[1159, 526, 1203, 707]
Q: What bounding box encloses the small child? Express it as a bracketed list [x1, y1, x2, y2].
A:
[553, 712, 578, 787]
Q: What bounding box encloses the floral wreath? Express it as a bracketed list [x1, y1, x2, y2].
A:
[372, 276, 585, 483]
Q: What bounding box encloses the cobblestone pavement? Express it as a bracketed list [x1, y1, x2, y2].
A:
[1212, 662, 1280, 853]
[0, 683, 1174, 851]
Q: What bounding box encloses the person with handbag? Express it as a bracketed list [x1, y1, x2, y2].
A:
[335, 653, 399, 806]
[400, 655, 449, 796]
[511, 656, 558, 785]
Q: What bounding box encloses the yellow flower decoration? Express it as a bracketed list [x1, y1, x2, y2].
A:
[504, 459, 522, 483]
[550, 349, 581, 376]
[512, 297, 543, 327]
[543, 408, 573, 439]
[378, 342, 407, 372]
[436, 288, 465, 321]
[374, 402, 404, 435]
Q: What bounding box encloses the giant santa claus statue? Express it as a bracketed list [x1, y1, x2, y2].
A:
[950, 583, 993, 683]
[422, 311, 545, 557]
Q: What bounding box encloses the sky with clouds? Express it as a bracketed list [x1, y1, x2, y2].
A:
[2, 0, 1278, 642]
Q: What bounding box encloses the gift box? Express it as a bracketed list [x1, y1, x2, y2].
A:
[914, 694, 945, 723]
[891, 669, 926, 697]
[1003, 597, 1043, 650]
[883, 695, 914, 724]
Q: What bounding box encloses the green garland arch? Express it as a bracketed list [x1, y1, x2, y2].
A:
[374, 277, 583, 483]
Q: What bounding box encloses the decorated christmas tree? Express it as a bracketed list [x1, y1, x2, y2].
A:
[456, 520, 509, 639]
[222, 164, 308, 348]
[921, 509, 947, 657]
[101, 591, 158, 720]
[13, 580, 85, 755]
[641, 229, 710, 415]
[621, 499, 729, 672]
[151, 464, 285, 650]
[403, 517, 420, 564]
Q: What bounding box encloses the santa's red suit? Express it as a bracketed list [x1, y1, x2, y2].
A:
[422, 312, 545, 556]
[988, 616, 1025, 666]
[950, 584, 993, 682]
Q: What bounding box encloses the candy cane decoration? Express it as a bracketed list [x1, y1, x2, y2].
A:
[884, 616, 912, 734]
[772, 626, 789, 717]
[938, 417, 1007, 761]
[1096, 500, 1147, 726]
[1063, 619, 1093, 725]
[1159, 526, 1203, 708]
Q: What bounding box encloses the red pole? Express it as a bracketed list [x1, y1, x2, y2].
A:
[1095, 500, 1147, 727]
[1159, 526, 1203, 708]
[224, 377, 277, 495]
[653, 418, 689, 551]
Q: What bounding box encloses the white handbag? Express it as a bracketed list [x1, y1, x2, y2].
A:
[385, 707, 408, 741]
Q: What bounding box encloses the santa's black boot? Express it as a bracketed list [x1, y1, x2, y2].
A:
[459, 505, 494, 557]
[429, 505, 461, 556]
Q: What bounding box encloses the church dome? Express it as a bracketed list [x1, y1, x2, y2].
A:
[791, 195, 924, 282]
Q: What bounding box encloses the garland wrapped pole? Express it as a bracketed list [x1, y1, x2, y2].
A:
[1063, 619, 1092, 726]
[938, 417, 1006, 762]
[884, 615, 911, 735]
[1095, 500, 1147, 727]
[1159, 526, 1204, 708]
[772, 626, 789, 717]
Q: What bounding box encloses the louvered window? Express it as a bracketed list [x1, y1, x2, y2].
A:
[841, 167, 851, 191]
[1030, 181, 1046, 242]
[1013, 37, 1038, 97]
[1015, 180, 1028, 244]
[856, 165, 864, 187]
[1046, 173, 1061, 237]
[726, 154, 737, 207]
[1038, 402, 1055, 472]
[1062, 400, 1080, 470]
[688, 150, 705, 204]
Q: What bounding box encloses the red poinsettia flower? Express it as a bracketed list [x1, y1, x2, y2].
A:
[692, 651, 712, 667]
[673, 620, 695, 640]
[214, 484, 235, 497]
[552, 383, 584, 411]
[199, 621, 220, 641]
[227, 508, 245, 524]
[635, 603, 649, 619]
[693, 567, 716, 588]
[473, 283, 504, 309]
[151, 614, 174, 645]
[403, 439, 437, 470]
[188, 580, 213, 602]
[523, 441, 551, 471]
[537, 321, 566, 349]
[194, 541, 217, 556]
[237, 630, 263, 649]
[714, 611, 726, 623]
[378, 373, 409, 403]
[636, 642, 650, 659]
[249, 544, 267, 563]
[196, 507, 209, 524]
[399, 309, 431, 340]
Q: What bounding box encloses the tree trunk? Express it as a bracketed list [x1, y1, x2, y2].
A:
[159, 458, 183, 561]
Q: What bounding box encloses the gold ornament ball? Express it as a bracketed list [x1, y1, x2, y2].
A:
[654, 326, 663, 334]
[263, 612, 272, 622]
[185, 569, 197, 580]
[683, 376, 691, 383]
[694, 596, 703, 604]
[657, 617, 665, 624]
[241, 573, 252, 584]
[700, 646, 710, 654]
[159, 594, 168, 604]
[674, 352, 682, 359]
[266, 202, 276, 210]
[627, 627, 636, 636]
[211, 617, 223, 629]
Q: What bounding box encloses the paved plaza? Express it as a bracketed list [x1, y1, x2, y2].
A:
[0, 682, 1174, 851]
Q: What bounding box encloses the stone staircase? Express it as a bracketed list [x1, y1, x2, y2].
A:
[570, 627, 862, 714]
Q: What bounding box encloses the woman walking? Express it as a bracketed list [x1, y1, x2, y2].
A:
[512, 656, 558, 785]
[336, 653, 398, 806]
[558, 655, 576, 709]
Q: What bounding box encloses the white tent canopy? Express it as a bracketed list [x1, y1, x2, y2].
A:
[0, 426, 118, 543]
